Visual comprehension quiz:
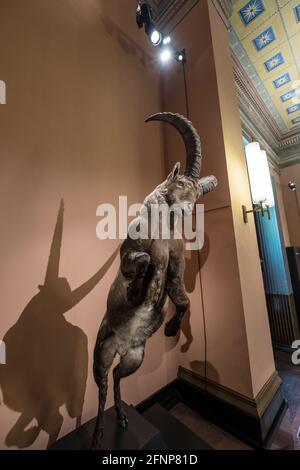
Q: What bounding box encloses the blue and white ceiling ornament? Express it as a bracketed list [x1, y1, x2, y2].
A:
[280, 89, 297, 103]
[253, 26, 276, 51]
[295, 4, 300, 22]
[231, 0, 300, 132]
[264, 52, 284, 72]
[239, 0, 266, 25]
[273, 72, 291, 89]
[287, 103, 300, 114]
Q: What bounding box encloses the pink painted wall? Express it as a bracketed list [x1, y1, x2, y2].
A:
[280, 164, 300, 247]
[0, 0, 179, 450]
[163, 0, 275, 397]
[0, 0, 278, 451]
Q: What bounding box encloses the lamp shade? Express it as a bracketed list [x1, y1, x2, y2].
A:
[245, 142, 274, 207]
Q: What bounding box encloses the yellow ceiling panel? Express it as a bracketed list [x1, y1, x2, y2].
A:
[231, 0, 278, 40]
[286, 114, 300, 129]
[277, 1, 290, 7]
[254, 41, 294, 79]
[280, 98, 300, 116]
[273, 86, 300, 110]
[280, 114, 299, 129]
[264, 64, 299, 96]
[281, 0, 300, 38]
[290, 33, 300, 61]
[278, 93, 300, 128]
[230, 0, 300, 133]
[241, 12, 287, 62]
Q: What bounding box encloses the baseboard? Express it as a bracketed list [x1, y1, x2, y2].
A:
[273, 343, 295, 354]
[177, 368, 286, 448]
[136, 379, 180, 413]
[177, 366, 282, 419]
[136, 368, 287, 449]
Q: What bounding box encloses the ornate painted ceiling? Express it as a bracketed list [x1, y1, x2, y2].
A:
[148, 0, 198, 30]
[148, 0, 300, 166]
[229, 0, 300, 134]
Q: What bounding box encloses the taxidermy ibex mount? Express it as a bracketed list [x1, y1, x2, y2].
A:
[92, 112, 218, 449]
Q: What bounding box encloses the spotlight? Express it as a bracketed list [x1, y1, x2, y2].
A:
[150, 29, 162, 46]
[288, 181, 297, 191]
[136, 2, 186, 64]
[136, 2, 161, 46]
[160, 48, 172, 63]
[162, 36, 171, 45]
[176, 49, 186, 63]
[136, 3, 151, 29]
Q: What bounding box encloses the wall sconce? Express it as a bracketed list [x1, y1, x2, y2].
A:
[287, 181, 300, 219]
[243, 142, 274, 223]
[242, 201, 271, 223]
[288, 181, 296, 191]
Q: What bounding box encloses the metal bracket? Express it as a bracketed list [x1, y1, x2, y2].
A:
[242, 202, 271, 224]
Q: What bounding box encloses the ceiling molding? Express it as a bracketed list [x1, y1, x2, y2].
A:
[146, 0, 300, 167]
[279, 134, 300, 149]
[228, 1, 300, 148]
[233, 54, 281, 143]
[278, 143, 300, 169]
[211, 0, 234, 27]
[148, 0, 198, 32]
[234, 54, 300, 169]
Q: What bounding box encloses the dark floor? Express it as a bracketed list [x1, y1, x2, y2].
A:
[171, 352, 300, 450]
[271, 350, 300, 450]
[171, 404, 251, 450]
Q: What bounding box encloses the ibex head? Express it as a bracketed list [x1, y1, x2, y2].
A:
[146, 112, 218, 215]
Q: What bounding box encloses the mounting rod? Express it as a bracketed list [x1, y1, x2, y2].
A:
[242, 201, 271, 223]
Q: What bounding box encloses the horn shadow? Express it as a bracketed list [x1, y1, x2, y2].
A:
[0, 200, 118, 449]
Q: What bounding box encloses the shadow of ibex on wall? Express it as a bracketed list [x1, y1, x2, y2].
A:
[0, 200, 118, 449]
[92, 113, 218, 449]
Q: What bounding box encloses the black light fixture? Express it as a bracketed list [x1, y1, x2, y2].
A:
[176, 49, 186, 64]
[288, 181, 300, 217]
[287, 181, 300, 219]
[136, 1, 186, 64]
[288, 181, 297, 191]
[136, 2, 162, 46]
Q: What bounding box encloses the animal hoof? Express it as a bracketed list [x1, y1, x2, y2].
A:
[91, 442, 101, 451]
[91, 430, 103, 450]
[164, 319, 181, 337]
[118, 416, 128, 429]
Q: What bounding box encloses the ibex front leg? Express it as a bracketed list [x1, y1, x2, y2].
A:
[165, 241, 190, 337]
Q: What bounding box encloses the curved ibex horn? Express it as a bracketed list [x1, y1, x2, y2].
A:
[145, 112, 202, 179]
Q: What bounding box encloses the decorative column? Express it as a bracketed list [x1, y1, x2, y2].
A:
[162, 0, 284, 446]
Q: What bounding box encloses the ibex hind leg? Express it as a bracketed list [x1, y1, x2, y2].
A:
[92, 332, 117, 450]
[113, 344, 145, 428]
[165, 278, 190, 337]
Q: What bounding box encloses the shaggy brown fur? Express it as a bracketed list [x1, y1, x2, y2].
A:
[92, 113, 217, 449]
